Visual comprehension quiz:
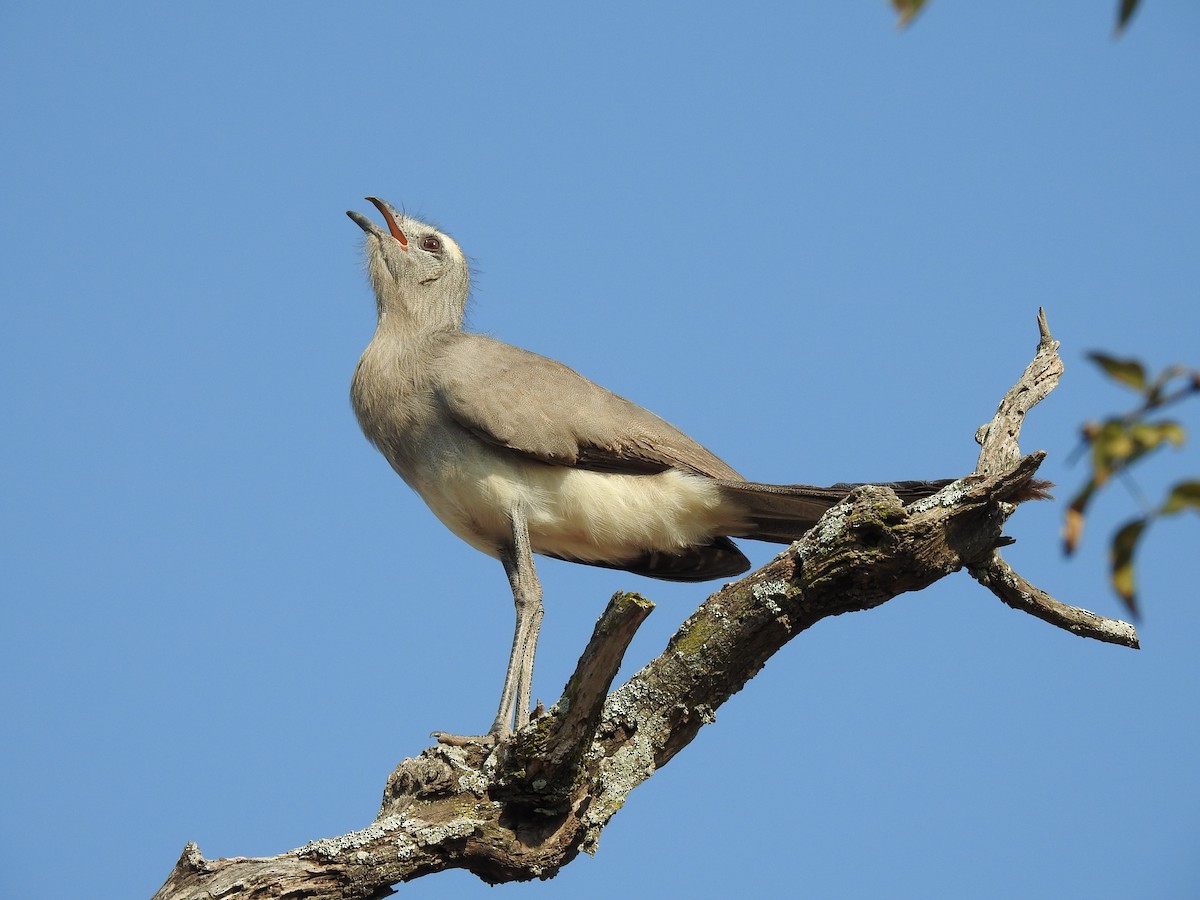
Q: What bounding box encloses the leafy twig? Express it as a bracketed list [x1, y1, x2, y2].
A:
[1066, 354, 1200, 615]
[888, 0, 1146, 34]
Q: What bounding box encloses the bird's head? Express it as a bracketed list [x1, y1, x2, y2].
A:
[347, 197, 470, 330]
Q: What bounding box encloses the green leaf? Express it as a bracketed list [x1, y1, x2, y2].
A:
[1130, 420, 1186, 454]
[1063, 480, 1098, 555]
[889, 0, 929, 27]
[1116, 0, 1142, 33]
[1088, 352, 1147, 393]
[1156, 420, 1186, 447]
[1146, 364, 1191, 405]
[1110, 517, 1147, 617]
[1161, 480, 1200, 515]
[1063, 506, 1085, 556]
[1090, 420, 1135, 483]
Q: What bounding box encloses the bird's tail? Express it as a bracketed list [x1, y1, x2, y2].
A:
[716, 478, 953, 544]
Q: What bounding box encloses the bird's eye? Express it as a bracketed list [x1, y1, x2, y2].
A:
[420, 236, 442, 252]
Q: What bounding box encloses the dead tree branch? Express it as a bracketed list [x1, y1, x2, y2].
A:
[965, 308, 1139, 648]
[154, 309, 1138, 900]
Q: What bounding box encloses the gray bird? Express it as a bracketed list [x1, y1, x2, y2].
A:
[347, 197, 947, 743]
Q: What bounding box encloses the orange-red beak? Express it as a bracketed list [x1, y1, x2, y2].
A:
[365, 196, 408, 248]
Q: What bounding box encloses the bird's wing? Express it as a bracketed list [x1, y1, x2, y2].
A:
[434, 335, 743, 480]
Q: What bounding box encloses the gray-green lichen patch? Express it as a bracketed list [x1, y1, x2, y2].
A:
[670, 613, 721, 656]
[669, 598, 735, 657]
[294, 813, 410, 858]
[294, 810, 488, 862]
[906, 477, 964, 512]
[583, 678, 666, 842]
[751, 578, 788, 614]
[410, 814, 487, 847]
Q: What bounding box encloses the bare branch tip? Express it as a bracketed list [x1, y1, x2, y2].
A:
[971, 556, 1141, 650]
[1036, 307, 1057, 349]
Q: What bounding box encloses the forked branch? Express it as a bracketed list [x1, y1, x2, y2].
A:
[967, 308, 1138, 648]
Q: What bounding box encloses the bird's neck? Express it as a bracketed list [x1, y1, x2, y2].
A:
[363, 312, 451, 377]
[375, 282, 466, 339]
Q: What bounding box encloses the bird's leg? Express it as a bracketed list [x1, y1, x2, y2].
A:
[490, 505, 544, 737]
[508, 513, 544, 733]
[433, 507, 544, 748]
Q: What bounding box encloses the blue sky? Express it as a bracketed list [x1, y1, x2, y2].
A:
[2, 3, 1197, 898]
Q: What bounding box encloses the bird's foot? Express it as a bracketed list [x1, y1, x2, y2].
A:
[432, 701, 550, 747]
[431, 730, 503, 748]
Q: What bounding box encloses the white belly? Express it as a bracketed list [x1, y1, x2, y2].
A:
[413, 451, 731, 564]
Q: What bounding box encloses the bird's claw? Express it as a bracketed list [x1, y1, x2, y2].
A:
[431, 730, 504, 748]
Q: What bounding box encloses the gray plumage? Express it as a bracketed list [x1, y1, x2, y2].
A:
[347, 198, 947, 741]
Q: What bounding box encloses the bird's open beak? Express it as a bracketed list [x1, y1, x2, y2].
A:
[346, 196, 409, 249]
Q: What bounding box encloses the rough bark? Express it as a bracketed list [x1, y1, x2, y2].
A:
[153, 309, 1137, 900]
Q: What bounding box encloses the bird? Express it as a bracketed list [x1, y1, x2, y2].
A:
[346, 197, 948, 743]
